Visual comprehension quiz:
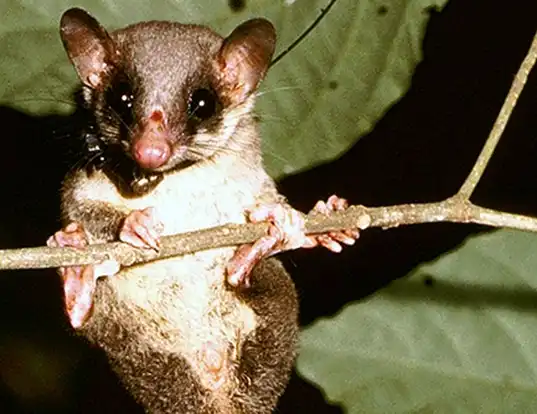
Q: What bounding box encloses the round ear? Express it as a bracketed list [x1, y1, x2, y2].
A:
[217, 19, 276, 102]
[60, 8, 117, 88]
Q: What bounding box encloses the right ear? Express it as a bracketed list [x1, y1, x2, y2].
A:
[216, 18, 276, 103]
[60, 8, 118, 88]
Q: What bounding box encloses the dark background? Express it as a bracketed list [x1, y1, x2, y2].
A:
[2, 1, 537, 412]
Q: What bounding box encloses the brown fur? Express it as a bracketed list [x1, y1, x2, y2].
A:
[58, 9, 299, 413]
[81, 258, 297, 413]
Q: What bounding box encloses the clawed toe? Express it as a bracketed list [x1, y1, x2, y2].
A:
[308, 195, 359, 252]
[119, 207, 163, 250]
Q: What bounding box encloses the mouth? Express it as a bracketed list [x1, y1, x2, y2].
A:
[128, 158, 196, 196]
[86, 137, 200, 196]
[129, 171, 164, 195]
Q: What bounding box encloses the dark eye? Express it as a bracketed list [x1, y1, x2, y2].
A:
[188, 88, 219, 121]
[105, 78, 135, 126]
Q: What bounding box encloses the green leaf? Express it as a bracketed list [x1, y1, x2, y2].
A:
[297, 229, 537, 413]
[0, 0, 446, 177]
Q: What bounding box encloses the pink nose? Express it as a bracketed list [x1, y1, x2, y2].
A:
[132, 111, 172, 169]
[133, 138, 171, 169]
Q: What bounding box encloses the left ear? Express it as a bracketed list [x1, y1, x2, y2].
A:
[60, 7, 119, 89]
[217, 19, 276, 102]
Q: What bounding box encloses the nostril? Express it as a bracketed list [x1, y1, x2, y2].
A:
[149, 110, 164, 123]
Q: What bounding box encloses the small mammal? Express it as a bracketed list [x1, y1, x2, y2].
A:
[49, 8, 358, 413]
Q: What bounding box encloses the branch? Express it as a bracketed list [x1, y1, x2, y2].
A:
[457, 30, 537, 199]
[3, 30, 537, 272]
[2, 199, 537, 270]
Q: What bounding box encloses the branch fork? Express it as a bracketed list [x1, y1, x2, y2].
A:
[2, 30, 537, 271]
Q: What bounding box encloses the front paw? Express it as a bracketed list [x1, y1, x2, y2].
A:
[308, 195, 360, 252]
[47, 222, 88, 249]
[47, 222, 117, 328]
[119, 207, 164, 250]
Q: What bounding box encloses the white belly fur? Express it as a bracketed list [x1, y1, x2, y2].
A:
[83, 153, 272, 383]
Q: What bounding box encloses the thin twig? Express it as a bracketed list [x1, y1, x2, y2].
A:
[270, 0, 338, 68]
[2, 200, 536, 271]
[457, 30, 537, 199]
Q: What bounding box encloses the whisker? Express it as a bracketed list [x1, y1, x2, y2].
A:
[108, 106, 136, 138]
[6, 96, 77, 108]
[254, 85, 304, 98]
[256, 114, 287, 123]
[260, 142, 292, 165]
